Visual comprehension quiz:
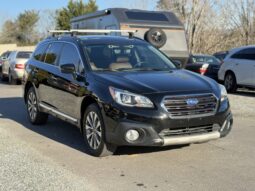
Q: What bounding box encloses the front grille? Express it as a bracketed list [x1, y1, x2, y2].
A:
[159, 124, 213, 137]
[162, 94, 218, 118]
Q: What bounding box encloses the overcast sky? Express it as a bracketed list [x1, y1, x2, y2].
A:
[0, 0, 158, 28]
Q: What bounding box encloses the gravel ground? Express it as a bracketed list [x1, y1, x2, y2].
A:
[0, 82, 255, 191]
[0, 127, 97, 191]
[228, 90, 255, 119]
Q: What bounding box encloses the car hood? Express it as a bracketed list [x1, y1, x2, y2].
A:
[93, 69, 219, 95]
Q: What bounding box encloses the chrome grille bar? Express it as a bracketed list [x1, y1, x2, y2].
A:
[161, 93, 218, 119]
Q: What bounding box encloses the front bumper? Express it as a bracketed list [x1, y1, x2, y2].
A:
[103, 99, 233, 147]
[162, 131, 220, 146]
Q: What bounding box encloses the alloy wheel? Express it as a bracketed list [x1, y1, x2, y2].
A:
[85, 111, 102, 150]
[225, 74, 233, 90]
[27, 91, 38, 121]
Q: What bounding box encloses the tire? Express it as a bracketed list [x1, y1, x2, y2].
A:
[224, 72, 237, 93]
[144, 28, 167, 48]
[1, 72, 8, 81]
[82, 104, 117, 157]
[8, 70, 17, 85]
[26, 87, 48, 125]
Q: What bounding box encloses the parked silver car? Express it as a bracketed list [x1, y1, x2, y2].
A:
[1, 51, 32, 84]
[0, 51, 12, 80]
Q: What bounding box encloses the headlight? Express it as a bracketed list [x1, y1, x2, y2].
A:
[219, 84, 228, 102]
[109, 87, 154, 108]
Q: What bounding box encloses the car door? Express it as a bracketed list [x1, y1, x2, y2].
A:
[230, 48, 255, 86]
[54, 42, 86, 120]
[36, 42, 64, 108]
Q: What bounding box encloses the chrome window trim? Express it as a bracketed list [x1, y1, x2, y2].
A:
[160, 93, 219, 119]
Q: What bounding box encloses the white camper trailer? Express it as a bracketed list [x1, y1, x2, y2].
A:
[71, 8, 189, 67]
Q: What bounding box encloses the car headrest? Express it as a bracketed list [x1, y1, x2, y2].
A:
[90, 62, 97, 70]
[109, 63, 132, 70]
[116, 57, 129, 63]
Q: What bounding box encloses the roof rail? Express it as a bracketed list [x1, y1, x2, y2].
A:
[48, 29, 138, 38]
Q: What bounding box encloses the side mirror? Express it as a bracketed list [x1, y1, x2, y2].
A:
[1, 57, 7, 61]
[60, 63, 76, 74]
[173, 60, 182, 69]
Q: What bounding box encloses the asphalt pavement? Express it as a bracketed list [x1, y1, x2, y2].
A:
[0, 81, 255, 191]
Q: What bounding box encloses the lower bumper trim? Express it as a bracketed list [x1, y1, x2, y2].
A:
[162, 131, 220, 146]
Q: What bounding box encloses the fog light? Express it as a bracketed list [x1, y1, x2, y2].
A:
[125, 130, 139, 142]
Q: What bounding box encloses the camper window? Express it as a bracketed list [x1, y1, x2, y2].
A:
[125, 11, 168, 22]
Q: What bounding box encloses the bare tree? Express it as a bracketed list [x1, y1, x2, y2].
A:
[157, 0, 218, 53]
[157, 0, 255, 54]
[37, 10, 57, 38]
[126, 0, 153, 10]
[222, 0, 255, 46]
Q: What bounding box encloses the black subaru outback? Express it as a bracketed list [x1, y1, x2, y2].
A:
[23, 32, 233, 157]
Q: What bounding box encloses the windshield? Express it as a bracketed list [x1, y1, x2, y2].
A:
[17, 52, 32, 59]
[192, 56, 220, 65]
[84, 44, 176, 72]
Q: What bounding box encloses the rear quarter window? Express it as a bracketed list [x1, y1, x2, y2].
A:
[33, 43, 49, 62]
[44, 43, 63, 65]
[231, 48, 255, 60]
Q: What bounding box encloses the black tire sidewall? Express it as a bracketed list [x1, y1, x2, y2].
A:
[8, 71, 16, 85]
[145, 28, 167, 48]
[26, 87, 39, 123]
[225, 73, 237, 92]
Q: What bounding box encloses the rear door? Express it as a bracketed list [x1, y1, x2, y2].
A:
[230, 48, 255, 86]
[36, 42, 64, 108]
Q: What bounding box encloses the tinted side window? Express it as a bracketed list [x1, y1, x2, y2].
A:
[231, 48, 255, 60]
[126, 11, 169, 22]
[59, 44, 83, 72]
[44, 43, 63, 65]
[33, 43, 49, 62]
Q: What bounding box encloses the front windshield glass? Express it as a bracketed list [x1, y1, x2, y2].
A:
[84, 44, 176, 71]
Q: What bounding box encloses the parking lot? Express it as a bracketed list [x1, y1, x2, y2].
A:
[0, 81, 255, 191]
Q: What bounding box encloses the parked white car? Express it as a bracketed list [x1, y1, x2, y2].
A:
[218, 45, 255, 92]
[1, 51, 32, 84]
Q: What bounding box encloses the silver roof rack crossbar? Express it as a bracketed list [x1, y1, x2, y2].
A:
[48, 29, 138, 38]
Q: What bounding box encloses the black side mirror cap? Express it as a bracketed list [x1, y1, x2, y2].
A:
[173, 60, 182, 69]
[60, 63, 76, 74]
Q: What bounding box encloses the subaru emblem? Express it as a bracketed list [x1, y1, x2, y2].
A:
[186, 98, 199, 106]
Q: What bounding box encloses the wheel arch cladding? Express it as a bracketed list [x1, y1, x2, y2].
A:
[24, 82, 33, 103]
[80, 96, 99, 130]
